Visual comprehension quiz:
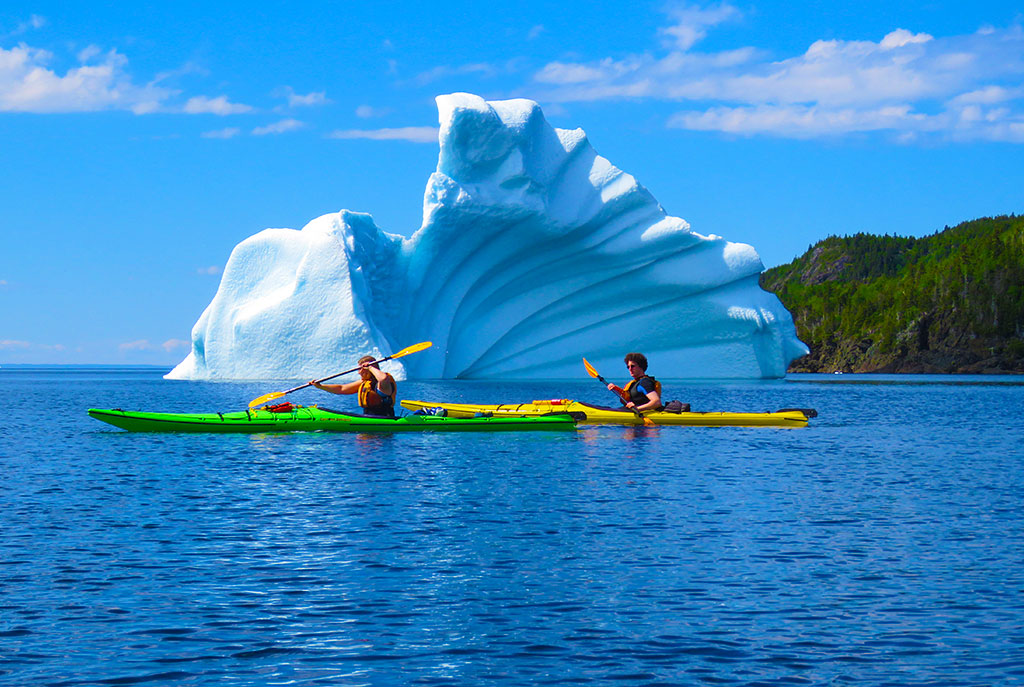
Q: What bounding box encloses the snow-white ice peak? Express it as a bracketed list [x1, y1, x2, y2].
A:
[167, 93, 807, 381]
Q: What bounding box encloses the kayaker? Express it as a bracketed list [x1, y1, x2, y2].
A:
[607, 352, 663, 412]
[310, 356, 397, 417]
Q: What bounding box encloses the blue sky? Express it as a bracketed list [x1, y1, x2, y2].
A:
[2, 1, 1023, 364]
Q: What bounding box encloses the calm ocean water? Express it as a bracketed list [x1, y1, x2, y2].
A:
[2, 367, 1023, 686]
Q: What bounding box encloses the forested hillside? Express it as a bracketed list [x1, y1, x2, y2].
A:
[760, 215, 1024, 373]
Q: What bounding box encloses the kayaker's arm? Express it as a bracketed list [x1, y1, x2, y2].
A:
[363, 364, 394, 397]
[311, 380, 360, 395]
[606, 383, 628, 403]
[626, 390, 661, 413]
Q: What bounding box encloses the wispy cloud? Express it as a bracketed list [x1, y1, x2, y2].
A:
[328, 126, 439, 143]
[273, 86, 329, 109]
[0, 339, 65, 352]
[356, 104, 392, 118]
[183, 95, 253, 115]
[252, 118, 304, 135]
[201, 127, 241, 139]
[412, 63, 500, 86]
[4, 14, 46, 39]
[162, 339, 190, 352]
[117, 338, 188, 354]
[670, 104, 934, 138]
[0, 44, 173, 113]
[0, 339, 31, 350]
[659, 2, 742, 51]
[118, 337, 190, 354]
[527, 25, 545, 41]
[197, 265, 222, 275]
[119, 339, 154, 352]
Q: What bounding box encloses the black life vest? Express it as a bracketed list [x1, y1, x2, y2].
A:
[358, 373, 396, 416]
[624, 375, 663, 409]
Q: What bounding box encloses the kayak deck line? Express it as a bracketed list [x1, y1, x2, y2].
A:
[87, 406, 578, 433]
[400, 399, 815, 427]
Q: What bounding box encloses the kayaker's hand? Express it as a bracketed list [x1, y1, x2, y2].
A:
[606, 383, 616, 391]
[310, 381, 320, 388]
[625, 401, 636, 410]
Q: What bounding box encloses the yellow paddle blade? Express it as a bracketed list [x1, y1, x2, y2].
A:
[248, 390, 285, 409]
[582, 357, 600, 378]
[392, 340, 432, 359]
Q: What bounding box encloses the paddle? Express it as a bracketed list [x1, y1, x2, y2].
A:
[582, 357, 656, 427]
[247, 341, 433, 409]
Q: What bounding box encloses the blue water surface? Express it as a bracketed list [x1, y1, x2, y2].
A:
[2, 367, 1023, 686]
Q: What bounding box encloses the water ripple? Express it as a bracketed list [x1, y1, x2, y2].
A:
[2, 374, 1024, 685]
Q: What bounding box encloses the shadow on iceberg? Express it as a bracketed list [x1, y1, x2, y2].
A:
[167, 93, 808, 381]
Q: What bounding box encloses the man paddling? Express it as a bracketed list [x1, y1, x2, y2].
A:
[607, 352, 663, 413]
[311, 356, 397, 417]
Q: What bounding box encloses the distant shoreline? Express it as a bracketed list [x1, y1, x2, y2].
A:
[761, 215, 1024, 375]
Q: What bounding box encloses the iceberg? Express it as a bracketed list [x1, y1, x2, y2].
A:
[168, 93, 807, 381]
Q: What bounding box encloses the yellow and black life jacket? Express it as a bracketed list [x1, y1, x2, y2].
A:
[623, 375, 663, 409]
[358, 373, 397, 416]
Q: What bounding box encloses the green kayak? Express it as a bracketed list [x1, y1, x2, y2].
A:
[87, 406, 577, 433]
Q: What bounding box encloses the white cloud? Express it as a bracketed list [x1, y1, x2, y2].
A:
[252, 118, 304, 135]
[535, 61, 612, 85]
[412, 63, 499, 86]
[5, 14, 46, 38]
[0, 339, 30, 350]
[119, 339, 194, 354]
[197, 265, 222, 274]
[669, 104, 933, 138]
[527, 25, 545, 41]
[0, 339, 63, 353]
[328, 126, 439, 143]
[119, 339, 154, 352]
[273, 85, 329, 109]
[290, 91, 326, 107]
[183, 95, 253, 115]
[77, 45, 103, 62]
[0, 44, 174, 113]
[879, 29, 933, 50]
[659, 3, 742, 51]
[356, 104, 392, 118]
[162, 339, 190, 352]
[201, 127, 241, 139]
[949, 85, 1021, 106]
[530, 13, 1024, 142]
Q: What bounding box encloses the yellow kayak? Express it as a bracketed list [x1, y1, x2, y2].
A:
[400, 399, 815, 427]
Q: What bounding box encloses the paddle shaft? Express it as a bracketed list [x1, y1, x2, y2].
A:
[286, 354, 397, 396]
[249, 341, 433, 409]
